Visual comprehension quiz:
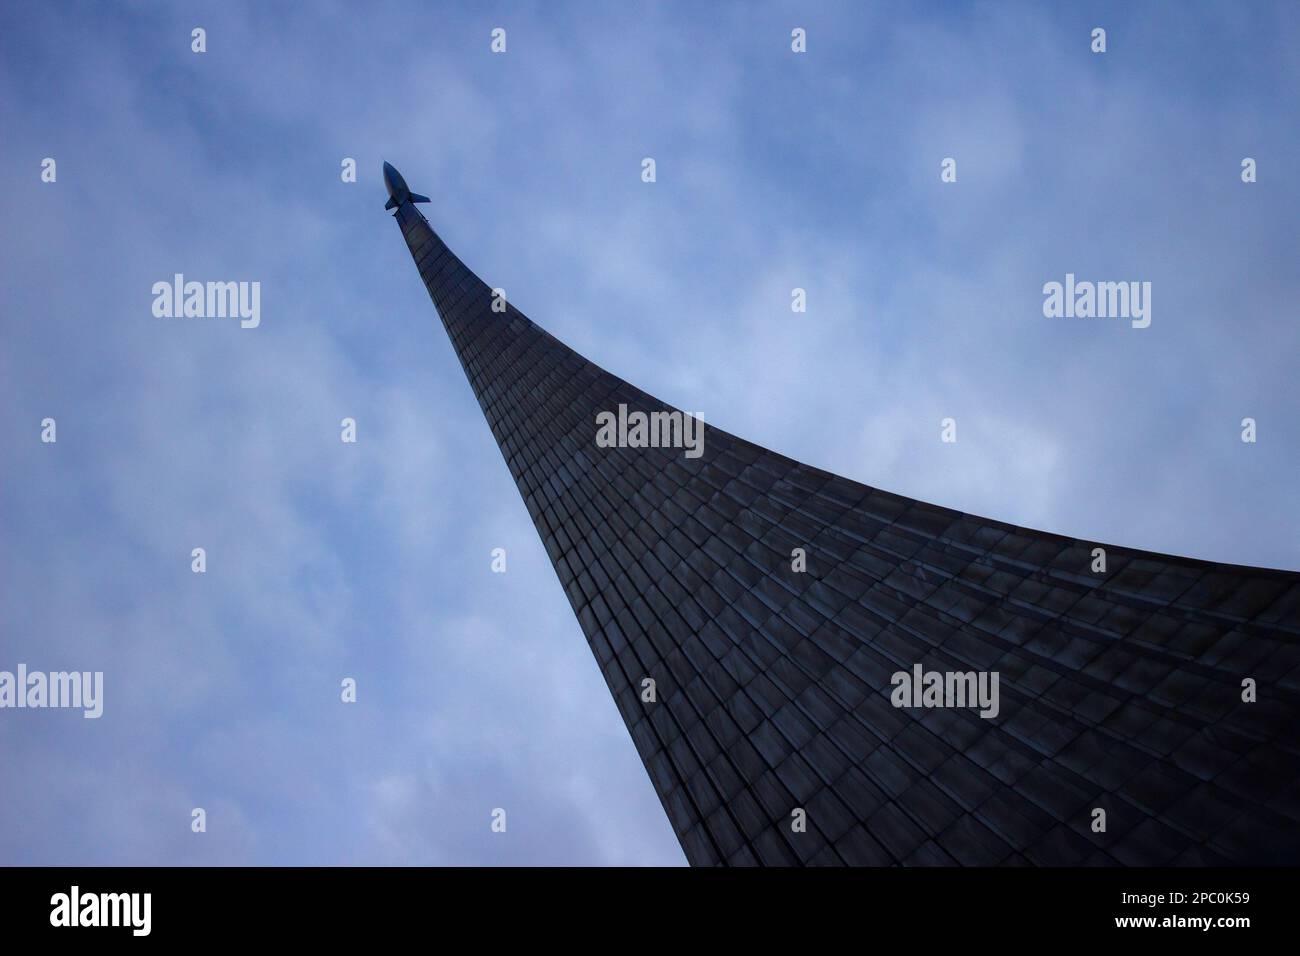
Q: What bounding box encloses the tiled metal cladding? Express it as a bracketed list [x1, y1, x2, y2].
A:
[393, 200, 1300, 866]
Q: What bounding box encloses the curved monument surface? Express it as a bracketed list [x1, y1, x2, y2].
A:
[388, 166, 1300, 866]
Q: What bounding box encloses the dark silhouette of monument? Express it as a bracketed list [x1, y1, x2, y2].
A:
[386, 164, 1300, 866]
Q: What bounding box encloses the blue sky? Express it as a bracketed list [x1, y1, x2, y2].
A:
[1, 1, 1297, 865]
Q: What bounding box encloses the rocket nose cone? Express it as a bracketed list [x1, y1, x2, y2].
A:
[382, 161, 401, 196]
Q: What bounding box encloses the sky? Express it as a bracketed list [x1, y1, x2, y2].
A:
[0, 1, 1297, 865]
